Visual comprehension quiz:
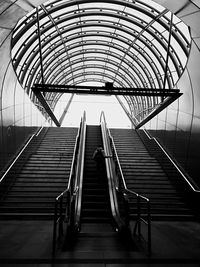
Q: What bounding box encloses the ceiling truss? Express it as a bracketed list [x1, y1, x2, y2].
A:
[11, 0, 191, 127]
[32, 83, 182, 127]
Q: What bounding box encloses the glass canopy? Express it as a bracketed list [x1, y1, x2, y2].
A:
[11, 0, 191, 125]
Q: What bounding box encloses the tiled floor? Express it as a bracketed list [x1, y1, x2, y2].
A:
[0, 220, 200, 266]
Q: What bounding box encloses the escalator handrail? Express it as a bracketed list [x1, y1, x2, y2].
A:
[100, 112, 126, 229]
[73, 111, 87, 229]
[52, 112, 86, 255]
[100, 112, 149, 202]
[100, 112, 151, 255]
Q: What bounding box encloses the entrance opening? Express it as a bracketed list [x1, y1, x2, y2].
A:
[54, 93, 131, 128]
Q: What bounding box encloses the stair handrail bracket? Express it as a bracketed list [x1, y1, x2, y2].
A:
[52, 111, 86, 256]
[100, 111, 151, 255]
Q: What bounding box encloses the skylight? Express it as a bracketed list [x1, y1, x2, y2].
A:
[11, 0, 191, 125]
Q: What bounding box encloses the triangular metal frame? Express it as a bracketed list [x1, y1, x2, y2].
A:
[32, 83, 182, 127]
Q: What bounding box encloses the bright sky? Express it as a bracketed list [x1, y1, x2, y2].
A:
[54, 93, 132, 128]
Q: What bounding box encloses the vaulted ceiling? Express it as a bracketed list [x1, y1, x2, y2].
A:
[11, 0, 191, 125]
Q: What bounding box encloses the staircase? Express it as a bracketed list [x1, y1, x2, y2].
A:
[0, 127, 78, 219]
[110, 128, 195, 221]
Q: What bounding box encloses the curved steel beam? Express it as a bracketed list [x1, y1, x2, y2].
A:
[25, 40, 164, 91]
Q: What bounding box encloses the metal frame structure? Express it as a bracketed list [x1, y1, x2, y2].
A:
[11, 0, 191, 127]
[33, 83, 181, 96]
[32, 83, 182, 127]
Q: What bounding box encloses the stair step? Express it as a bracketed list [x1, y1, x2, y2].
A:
[9, 182, 67, 186]
[0, 199, 56, 204]
[82, 201, 110, 208]
[82, 194, 108, 201]
[7, 188, 64, 193]
[0, 206, 55, 212]
[130, 213, 196, 221]
[2, 197, 59, 203]
[0, 212, 54, 220]
[15, 174, 70, 178]
[81, 217, 112, 223]
[16, 178, 69, 183]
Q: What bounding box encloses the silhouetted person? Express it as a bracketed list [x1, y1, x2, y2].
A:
[92, 146, 112, 180]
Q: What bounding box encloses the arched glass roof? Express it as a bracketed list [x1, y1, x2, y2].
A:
[11, 0, 191, 125]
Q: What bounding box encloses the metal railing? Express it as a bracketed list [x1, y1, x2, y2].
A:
[0, 126, 46, 199]
[143, 129, 200, 193]
[100, 113, 125, 231]
[100, 112, 151, 254]
[0, 127, 43, 184]
[141, 128, 200, 218]
[52, 111, 86, 256]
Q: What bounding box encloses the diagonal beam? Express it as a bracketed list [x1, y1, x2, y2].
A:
[59, 94, 74, 126]
[115, 95, 139, 128]
[32, 88, 60, 127]
[163, 12, 173, 92]
[36, 7, 45, 85]
[135, 93, 182, 129]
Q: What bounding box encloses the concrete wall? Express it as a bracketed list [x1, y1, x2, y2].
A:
[0, 1, 48, 173]
[145, 0, 200, 185]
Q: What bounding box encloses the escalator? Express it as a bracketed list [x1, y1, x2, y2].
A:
[63, 125, 135, 255]
[81, 125, 111, 224]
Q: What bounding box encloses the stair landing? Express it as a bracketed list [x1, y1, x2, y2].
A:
[0, 220, 200, 265]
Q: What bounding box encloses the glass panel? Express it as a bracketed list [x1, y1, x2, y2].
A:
[10, 0, 191, 124]
[191, 0, 200, 8]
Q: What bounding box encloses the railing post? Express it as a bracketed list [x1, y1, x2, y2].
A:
[147, 200, 151, 255]
[70, 193, 75, 229]
[52, 199, 58, 256]
[66, 190, 70, 223]
[124, 193, 130, 228]
[59, 195, 63, 238]
[137, 195, 141, 240]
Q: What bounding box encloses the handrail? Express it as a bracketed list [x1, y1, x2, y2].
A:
[100, 111, 151, 254]
[100, 113, 124, 230]
[52, 111, 86, 256]
[52, 130, 80, 254]
[0, 126, 44, 184]
[73, 110, 87, 230]
[143, 129, 200, 193]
